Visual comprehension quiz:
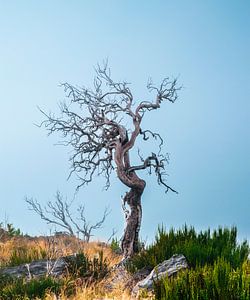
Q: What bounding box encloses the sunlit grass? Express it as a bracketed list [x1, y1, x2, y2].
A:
[0, 235, 121, 268]
[0, 226, 249, 299]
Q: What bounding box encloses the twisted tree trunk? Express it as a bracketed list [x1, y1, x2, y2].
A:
[121, 186, 144, 258]
[114, 129, 147, 259]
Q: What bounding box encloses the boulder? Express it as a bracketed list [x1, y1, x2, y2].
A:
[0, 255, 77, 279]
[125, 266, 152, 292]
[132, 254, 188, 298]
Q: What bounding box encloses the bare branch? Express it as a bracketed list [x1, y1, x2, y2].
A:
[139, 128, 164, 155]
[107, 228, 118, 243]
[74, 206, 111, 242]
[136, 77, 181, 115]
[25, 192, 75, 235]
[128, 153, 178, 194]
[26, 192, 110, 241]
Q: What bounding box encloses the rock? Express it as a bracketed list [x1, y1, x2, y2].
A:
[103, 263, 132, 292]
[125, 266, 152, 292]
[132, 254, 188, 298]
[103, 262, 151, 294]
[0, 255, 77, 279]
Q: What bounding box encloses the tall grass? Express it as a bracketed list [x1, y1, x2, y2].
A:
[128, 225, 249, 272]
[0, 275, 63, 300]
[154, 258, 250, 300]
[0, 225, 249, 299]
[7, 246, 47, 267]
[65, 250, 108, 280]
[0, 236, 118, 299]
[0, 251, 109, 300]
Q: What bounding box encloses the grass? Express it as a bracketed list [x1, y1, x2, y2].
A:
[0, 232, 123, 299]
[127, 225, 249, 299]
[154, 258, 250, 299]
[0, 235, 120, 268]
[0, 225, 249, 299]
[0, 275, 63, 300]
[127, 225, 249, 272]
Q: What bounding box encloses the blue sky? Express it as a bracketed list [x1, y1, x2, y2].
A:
[0, 1, 249, 243]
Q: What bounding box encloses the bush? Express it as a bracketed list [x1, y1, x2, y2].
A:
[5, 223, 23, 237]
[65, 250, 108, 280]
[110, 237, 121, 254]
[0, 274, 63, 300]
[128, 225, 249, 272]
[154, 258, 250, 300]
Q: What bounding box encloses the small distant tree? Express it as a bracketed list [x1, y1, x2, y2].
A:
[26, 191, 110, 242]
[6, 223, 22, 237]
[0, 221, 22, 238]
[40, 62, 180, 258]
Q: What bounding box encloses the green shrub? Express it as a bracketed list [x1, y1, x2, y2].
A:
[65, 250, 108, 280]
[6, 223, 23, 237]
[0, 274, 63, 300]
[110, 237, 121, 253]
[128, 225, 249, 272]
[154, 258, 250, 300]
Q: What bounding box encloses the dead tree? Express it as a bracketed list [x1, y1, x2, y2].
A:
[40, 63, 180, 258]
[68, 204, 110, 242]
[26, 191, 110, 242]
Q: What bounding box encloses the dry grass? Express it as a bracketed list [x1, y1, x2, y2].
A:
[0, 235, 121, 268]
[0, 234, 134, 299]
[44, 285, 133, 300]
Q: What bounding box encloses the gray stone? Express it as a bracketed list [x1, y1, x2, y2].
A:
[0, 255, 77, 279]
[132, 254, 188, 298]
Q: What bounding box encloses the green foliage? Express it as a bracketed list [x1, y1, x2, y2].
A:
[110, 237, 121, 253]
[0, 222, 23, 239]
[65, 250, 108, 280]
[6, 223, 23, 237]
[154, 258, 250, 300]
[0, 274, 63, 300]
[128, 225, 249, 272]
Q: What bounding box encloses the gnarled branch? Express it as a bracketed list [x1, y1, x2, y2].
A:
[39, 63, 179, 193]
[128, 153, 178, 194]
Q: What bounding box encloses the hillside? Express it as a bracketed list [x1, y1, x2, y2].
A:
[0, 226, 249, 299]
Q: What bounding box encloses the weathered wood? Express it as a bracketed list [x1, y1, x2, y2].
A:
[121, 185, 145, 258]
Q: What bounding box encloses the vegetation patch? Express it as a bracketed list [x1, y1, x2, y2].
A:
[0, 275, 63, 300]
[128, 225, 249, 272]
[154, 258, 250, 299]
[0, 225, 249, 299]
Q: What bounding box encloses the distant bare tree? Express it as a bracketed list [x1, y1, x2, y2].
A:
[26, 191, 110, 242]
[107, 228, 118, 244]
[39, 62, 180, 258]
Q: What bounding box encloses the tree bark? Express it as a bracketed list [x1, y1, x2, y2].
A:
[115, 144, 146, 259]
[121, 183, 145, 259]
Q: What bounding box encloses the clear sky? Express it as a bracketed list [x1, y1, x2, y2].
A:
[0, 1, 249, 243]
